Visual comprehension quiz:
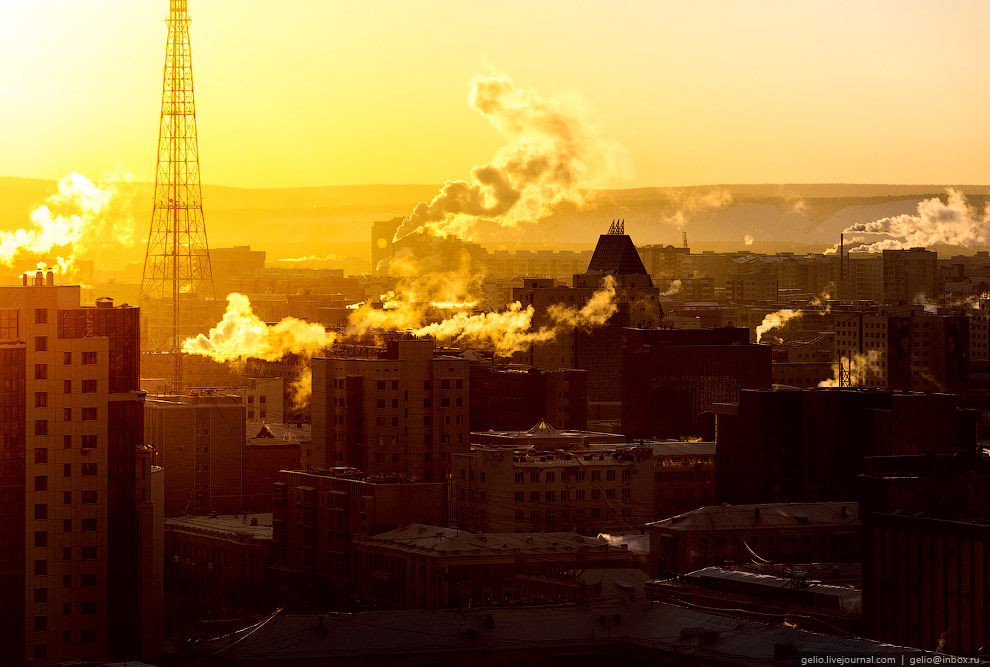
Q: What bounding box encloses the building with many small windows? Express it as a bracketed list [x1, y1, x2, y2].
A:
[452, 436, 714, 535]
[311, 337, 469, 481]
[270, 468, 444, 606]
[0, 275, 155, 665]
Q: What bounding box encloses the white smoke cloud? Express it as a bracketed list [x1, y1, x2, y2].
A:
[755, 308, 802, 343]
[276, 253, 340, 264]
[393, 72, 630, 241]
[818, 351, 882, 387]
[840, 188, 990, 253]
[660, 279, 682, 297]
[743, 234, 755, 247]
[0, 172, 135, 278]
[182, 293, 336, 362]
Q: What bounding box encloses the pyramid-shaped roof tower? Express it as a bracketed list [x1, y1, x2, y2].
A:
[585, 219, 652, 285]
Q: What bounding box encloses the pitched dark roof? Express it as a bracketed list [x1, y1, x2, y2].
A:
[586, 233, 649, 277]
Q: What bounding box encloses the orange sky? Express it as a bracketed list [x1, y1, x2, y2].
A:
[1, 0, 989, 189]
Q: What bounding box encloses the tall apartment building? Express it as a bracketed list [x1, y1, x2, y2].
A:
[145, 394, 247, 517]
[860, 454, 990, 654]
[0, 274, 152, 665]
[882, 247, 936, 303]
[621, 327, 772, 439]
[714, 388, 977, 505]
[311, 338, 470, 480]
[833, 306, 969, 393]
[636, 244, 691, 283]
[841, 253, 883, 301]
[726, 271, 778, 302]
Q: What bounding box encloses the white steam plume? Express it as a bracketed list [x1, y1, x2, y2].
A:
[182, 293, 336, 363]
[836, 188, 990, 253]
[393, 73, 630, 241]
[755, 308, 802, 343]
[276, 253, 340, 264]
[818, 351, 882, 387]
[660, 280, 682, 297]
[0, 172, 135, 279]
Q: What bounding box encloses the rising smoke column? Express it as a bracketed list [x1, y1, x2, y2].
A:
[0, 172, 134, 278]
[818, 351, 882, 387]
[829, 188, 990, 254]
[392, 73, 630, 241]
[182, 293, 336, 362]
[410, 276, 618, 354]
[755, 308, 802, 343]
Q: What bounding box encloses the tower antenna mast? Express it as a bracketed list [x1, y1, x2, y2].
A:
[141, 0, 215, 393]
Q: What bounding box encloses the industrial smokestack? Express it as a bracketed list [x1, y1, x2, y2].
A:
[839, 233, 844, 283]
[46, 270, 54, 286]
[35, 270, 43, 286]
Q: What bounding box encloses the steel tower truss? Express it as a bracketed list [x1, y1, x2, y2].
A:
[141, 0, 215, 388]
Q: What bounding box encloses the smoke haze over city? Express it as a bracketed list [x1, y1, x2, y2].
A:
[3, 1, 990, 666]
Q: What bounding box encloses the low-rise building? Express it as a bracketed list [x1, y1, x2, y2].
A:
[646, 502, 860, 575]
[164, 513, 274, 609]
[452, 438, 714, 535]
[271, 469, 444, 606]
[350, 524, 634, 609]
[185, 597, 922, 667]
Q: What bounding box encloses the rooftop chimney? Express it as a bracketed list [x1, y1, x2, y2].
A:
[34, 270, 43, 287]
[45, 270, 54, 286]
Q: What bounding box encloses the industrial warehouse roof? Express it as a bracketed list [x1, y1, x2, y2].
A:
[352, 524, 612, 557]
[192, 597, 919, 664]
[647, 502, 858, 533]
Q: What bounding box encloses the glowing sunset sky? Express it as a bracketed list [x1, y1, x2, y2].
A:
[1, 0, 989, 188]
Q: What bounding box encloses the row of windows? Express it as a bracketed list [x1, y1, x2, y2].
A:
[654, 471, 710, 481]
[511, 488, 632, 502]
[33, 436, 98, 461]
[33, 531, 99, 555]
[33, 354, 97, 379]
[507, 469, 631, 484]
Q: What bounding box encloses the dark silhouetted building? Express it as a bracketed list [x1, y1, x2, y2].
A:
[860, 454, 990, 654]
[621, 327, 771, 439]
[647, 502, 859, 575]
[271, 468, 444, 606]
[715, 388, 977, 504]
[469, 363, 588, 432]
[350, 524, 633, 609]
[514, 226, 662, 410]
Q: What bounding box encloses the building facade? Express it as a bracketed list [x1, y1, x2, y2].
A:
[311, 338, 470, 481]
[0, 276, 150, 665]
[621, 327, 772, 439]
